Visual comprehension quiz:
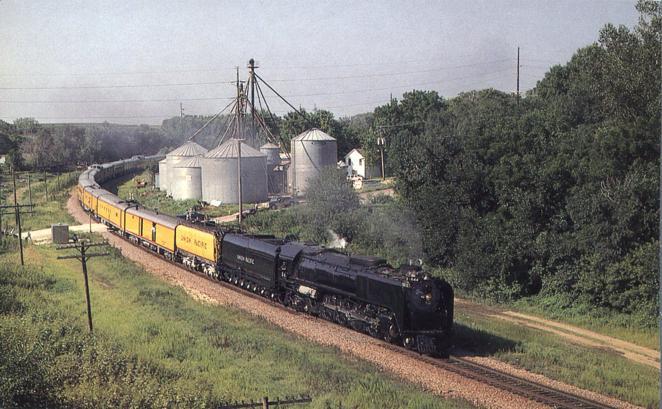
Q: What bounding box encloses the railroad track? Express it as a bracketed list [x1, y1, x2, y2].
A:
[101, 221, 618, 409]
[430, 356, 615, 409]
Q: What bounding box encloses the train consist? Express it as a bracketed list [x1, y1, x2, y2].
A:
[78, 156, 454, 355]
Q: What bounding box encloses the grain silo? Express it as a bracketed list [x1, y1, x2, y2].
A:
[170, 156, 202, 200]
[260, 142, 284, 194]
[201, 138, 268, 204]
[158, 159, 168, 190]
[165, 141, 207, 194]
[291, 128, 337, 194]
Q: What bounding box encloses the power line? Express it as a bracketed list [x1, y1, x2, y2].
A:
[0, 60, 513, 91]
[265, 59, 512, 82]
[0, 68, 513, 105]
[0, 80, 235, 91]
[0, 96, 235, 104]
[0, 56, 518, 79]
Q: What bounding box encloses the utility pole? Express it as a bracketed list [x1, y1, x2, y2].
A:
[516, 46, 520, 103]
[0, 171, 33, 266]
[0, 183, 3, 233]
[56, 240, 110, 333]
[180, 102, 185, 134]
[376, 135, 386, 181]
[237, 138, 244, 225]
[27, 173, 32, 214]
[12, 169, 24, 265]
[43, 171, 48, 201]
[248, 58, 257, 140]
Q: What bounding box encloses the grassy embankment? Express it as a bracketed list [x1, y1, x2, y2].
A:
[0, 174, 473, 408]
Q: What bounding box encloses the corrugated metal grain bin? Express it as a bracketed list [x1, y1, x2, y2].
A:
[201, 138, 268, 204]
[261, 142, 284, 194]
[171, 156, 203, 200]
[291, 128, 337, 194]
[158, 159, 168, 191]
[165, 141, 207, 194]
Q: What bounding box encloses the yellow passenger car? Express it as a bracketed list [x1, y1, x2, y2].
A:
[130, 207, 179, 252]
[96, 192, 129, 229]
[176, 224, 217, 263]
[124, 206, 143, 237]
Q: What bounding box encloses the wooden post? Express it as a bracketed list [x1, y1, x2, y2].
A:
[80, 244, 94, 332]
[261, 396, 269, 409]
[12, 169, 24, 266]
[57, 241, 110, 333]
[27, 173, 32, 215]
[237, 139, 244, 225]
[0, 183, 3, 234]
[44, 172, 48, 202]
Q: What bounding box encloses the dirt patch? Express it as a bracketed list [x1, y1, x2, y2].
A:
[455, 298, 659, 369]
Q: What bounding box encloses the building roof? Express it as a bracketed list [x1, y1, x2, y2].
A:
[292, 128, 336, 142]
[204, 138, 266, 159]
[173, 156, 202, 168]
[344, 148, 365, 159]
[166, 141, 207, 157]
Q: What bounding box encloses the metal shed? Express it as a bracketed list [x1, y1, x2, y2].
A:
[201, 138, 268, 204]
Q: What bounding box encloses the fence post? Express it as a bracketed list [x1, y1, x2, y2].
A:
[262, 396, 269, 409]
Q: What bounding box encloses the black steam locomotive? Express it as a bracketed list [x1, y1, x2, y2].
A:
[219, 233, 454, 356]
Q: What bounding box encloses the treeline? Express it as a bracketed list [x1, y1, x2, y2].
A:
[0, 120, 167, 171]
[367, 1, 660, 320]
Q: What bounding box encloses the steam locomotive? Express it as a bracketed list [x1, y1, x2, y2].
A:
[78, 156, 454, 356]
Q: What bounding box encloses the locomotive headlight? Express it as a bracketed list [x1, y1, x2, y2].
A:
[423, 293, 433, 304]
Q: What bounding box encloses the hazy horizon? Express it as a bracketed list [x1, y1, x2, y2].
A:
[0, 0, 640, 125]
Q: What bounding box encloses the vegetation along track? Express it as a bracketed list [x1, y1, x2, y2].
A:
[67, 191, 636, 409]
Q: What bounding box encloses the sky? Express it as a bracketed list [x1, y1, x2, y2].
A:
[0, 0, 640, 125]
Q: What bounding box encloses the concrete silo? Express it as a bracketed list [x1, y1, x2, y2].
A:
[201, 138, 268, 204]
[260, 142, 284, 195]
[165, 141, 207, 194]
[170, 156, 202, 200]
[291, 128, 337, 194]
[158, 159, 168, 190]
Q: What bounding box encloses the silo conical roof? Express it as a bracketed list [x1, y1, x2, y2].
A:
[166, 141, 207, 157]
[173, 156, 202, 168]
[205, 138, 266, 158]
[292, 128, 335, 141]
[260, 142, 280, 149]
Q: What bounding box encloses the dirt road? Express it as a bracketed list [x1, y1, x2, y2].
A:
[455, 299, 659, 369]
